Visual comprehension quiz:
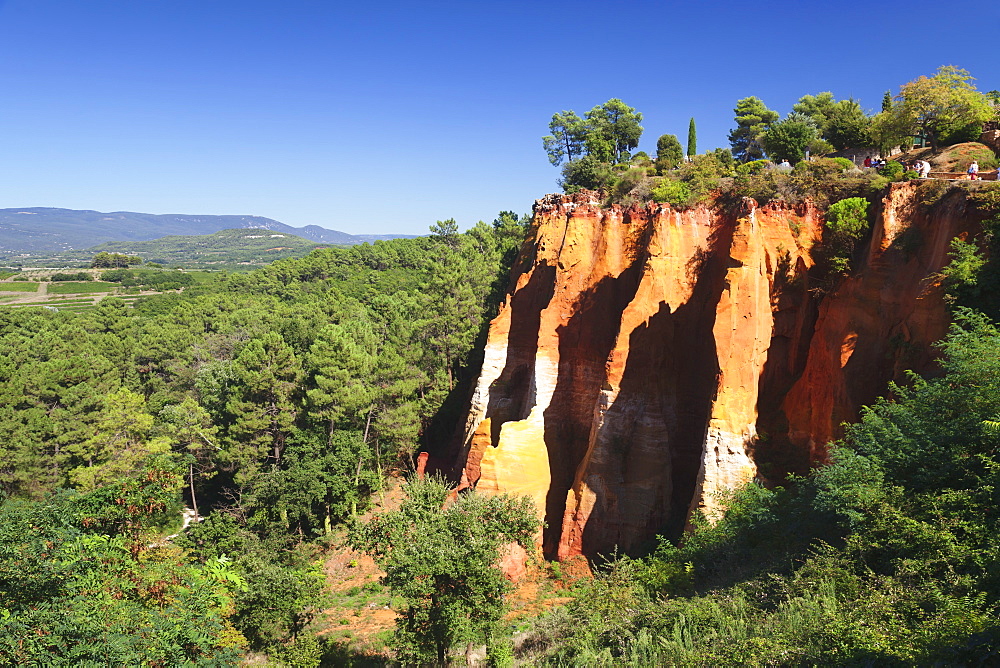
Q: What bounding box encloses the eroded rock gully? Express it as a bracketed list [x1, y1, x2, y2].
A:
[439, 182, 974, 561]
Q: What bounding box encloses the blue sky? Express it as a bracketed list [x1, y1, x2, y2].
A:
[0, 0, 997, 235]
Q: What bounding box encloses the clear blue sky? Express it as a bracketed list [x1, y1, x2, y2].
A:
[0, 0, 996, 235]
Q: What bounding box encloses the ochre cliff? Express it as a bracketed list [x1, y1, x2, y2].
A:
[443, 181, 975, 561]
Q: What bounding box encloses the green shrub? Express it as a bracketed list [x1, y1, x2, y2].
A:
[820, 197, 871, 276]
[560, 155, 616, 193]
[652, 179, 692, 206]
[676, 153, 730, 202]
[794, 158, 845, 180]
[965, 145, 999, 170]
[736, 159, 770, 176]
[825, 197, 870, 238]
[877, 161, 904, 180]
[831, 157, 856, 171]
[49, 272, 91, 282]
[612, 168, 648, 202]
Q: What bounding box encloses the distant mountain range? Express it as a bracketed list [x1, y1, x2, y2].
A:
[0, 207, 417, 253]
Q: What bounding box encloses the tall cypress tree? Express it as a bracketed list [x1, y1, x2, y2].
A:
[687, 117, 697, 157]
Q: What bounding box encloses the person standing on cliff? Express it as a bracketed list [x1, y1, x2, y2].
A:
[968, 161, 980, 180]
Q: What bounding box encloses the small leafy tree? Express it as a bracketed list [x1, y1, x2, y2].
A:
[823, 196, 870, 274]
[761, 113, 820, 164]
[651, 179, 692, 206]
[655, 134, 684, 172]
[350, 478, 538, 665]
[559, 154, 616, 193]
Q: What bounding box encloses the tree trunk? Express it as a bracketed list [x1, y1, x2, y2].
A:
[189, 461, 200, 519]
[363, 407, 374, 444]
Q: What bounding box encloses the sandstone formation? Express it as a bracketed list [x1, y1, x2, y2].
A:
[444, 182, 975, 561]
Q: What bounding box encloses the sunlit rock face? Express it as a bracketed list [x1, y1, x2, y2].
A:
[445, 182, 967, 561]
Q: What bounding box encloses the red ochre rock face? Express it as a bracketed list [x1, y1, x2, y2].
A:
[445, 182, 970, 562]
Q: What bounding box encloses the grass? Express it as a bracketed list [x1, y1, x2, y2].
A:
[47, 282, 116, 294]
[0, 282, 39, 291]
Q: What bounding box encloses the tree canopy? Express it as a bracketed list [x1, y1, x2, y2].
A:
[350, 478, 538, 665]
[729, 97, 779, 162]
[872, 66, 994, 151]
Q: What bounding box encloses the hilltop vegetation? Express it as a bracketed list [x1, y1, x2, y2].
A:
[546, 66, 999, 207]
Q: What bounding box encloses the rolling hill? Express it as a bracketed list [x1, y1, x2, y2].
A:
[0, 207, 416, 253]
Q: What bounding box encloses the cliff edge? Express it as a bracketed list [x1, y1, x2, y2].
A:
[444, 181, 973, 561]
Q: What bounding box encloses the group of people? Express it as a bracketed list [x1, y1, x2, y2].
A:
[862, 155, 998, 180]
[911, 159, 932, 179]
[965, 161, 1000, 180]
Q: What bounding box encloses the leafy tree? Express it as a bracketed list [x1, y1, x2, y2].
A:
[792, 92, 837, 129]
[90, 251, 142, 268]
[559, 154, 616, 193]
[231, 556, 325, 650]
[822, 196, 870, 274]
[583, 98, 644, 165]
[542, 110, 587, 166]
[882, 90, 893, 112]
[306, 321, 378, 439]
[222, 331, 302, 482]
[66, 387, 171, 491]
[874, 66, 994, 151]
[761, 113, 820, 164]
[651, 179, 692, 206]
[0, 467, 244, 664]
[421, 219, 490, 391]
[655, 133, 684, 172]
[794, 93, 872, 150]
[823, 98, 872, 150]
[729, 97, 779, 162]
[350, 478, 538, 665]
[159, 396, 219, 518]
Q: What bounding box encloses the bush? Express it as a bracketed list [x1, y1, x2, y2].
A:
[820, 196, 871, 276]
[676, 153, 730, 203]
[965, 146, 999, 170]
[611, 168, 649, 203]
[877, 161, 904, 180]
[560, 155, 616, 193]
[794, 158, 846, 180]
[49, 272, 91, 282]
[736, 159, 770, 176]
[831, 157, 856, 171]
[825, 197, 869, 238]
[651, 179, 693, 206]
